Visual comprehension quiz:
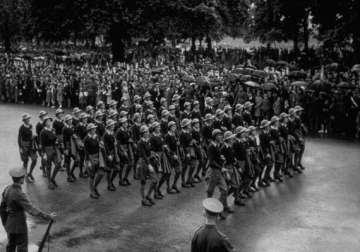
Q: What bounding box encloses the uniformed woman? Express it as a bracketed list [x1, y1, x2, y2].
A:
[191, 118, 204, 183]
[18, 113, 37, 182]
[179, 118, 194, 188]
[40, 116, 61, 190]
[279, 113, 293, 178]
[149, 121, 171, 199]
[137, 125, 158, 206]
[164, 121, 181, 193]
[84, 123, 103, 199]
[270, 116, 284, 182]
[259, 120, 274, 186]
[116, 117, 134, 186]
[221, 131, 241, 204]
[102, 119, 119, 191]
[62, 114, 76, 182]
[74, 113, 89, 178]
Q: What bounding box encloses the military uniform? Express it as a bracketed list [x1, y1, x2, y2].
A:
[2, 168, 52, 252]
[18, 121, 37, 180]
[40, 122, 61, 189]
[191, 198, 234, 252]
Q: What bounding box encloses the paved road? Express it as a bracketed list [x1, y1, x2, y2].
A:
[0, 104, 360, 252]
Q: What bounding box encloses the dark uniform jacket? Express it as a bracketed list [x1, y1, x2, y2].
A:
[207, 142, 223, 170]
[191, 224, 234, 252]
[232, 113, 243, 127]
[3, 184, 48, 234]
[53, 119, 64, 136]
[18, 124, 34, 148]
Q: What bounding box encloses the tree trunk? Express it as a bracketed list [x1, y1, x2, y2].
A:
[353, 38, 360, 64]
[3, 19, 11, 52]
[303, 14, 310, 53]
[191, 37, 196, 52]
[110, 22, 126, 62]
[293, 32, 299, 55]
[4, 35, 11, 52]
[206, 36, 212, 51]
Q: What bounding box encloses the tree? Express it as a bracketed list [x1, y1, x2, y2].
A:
[251, 0, 313, 52]
[0, 0, 31, 51]
[312, 0, 360, 62]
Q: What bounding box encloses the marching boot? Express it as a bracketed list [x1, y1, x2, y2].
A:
[107, 171, 116, 191]
[94, 173, 104, 196]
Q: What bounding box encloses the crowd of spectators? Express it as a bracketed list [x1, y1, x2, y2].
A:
[0, 47, 359, 139]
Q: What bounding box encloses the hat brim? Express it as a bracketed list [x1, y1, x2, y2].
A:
[224, 134, 236, 140]
[260, 122, 270, 128]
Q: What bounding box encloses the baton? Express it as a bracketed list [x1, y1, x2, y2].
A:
[38, 219, 54, 252]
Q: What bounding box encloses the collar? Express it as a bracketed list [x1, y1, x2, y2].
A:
[88, 133, 97, 139]
[12, 183, 22, 189]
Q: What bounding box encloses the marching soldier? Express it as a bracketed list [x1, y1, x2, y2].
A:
[243, 101, 253, 126]
[116, 117, 133, 186]
[72, 107, 81, 127]
[232, 104, 244, 128]
[294, 106, 306, 170]
[247, 126, 260, 192]
[288, 108, 303, 174]
[160, 110, 170, 136]
[62, 114, 77, 182]
[191, 118, 204, 182]
[131, 113, 142, 179]
[164, 121, 181, 193]
[213, 109, 226, 131]
[191, 100, 202, 121]
[279, 113, 293, 178]
[74, 113, 88, 178]
[221, 131, 241, 206]
[40, 116, 61, 190]
[206, 129, 233, 219]
[270, 116, 284, 182]
[86, 105, 95, 123]
[18, 113, 37, 182]
[102, 119, 119, 191]
[223, 105, 233, 130]
[84, 123, 103, 199]
[36, 110, 48, 177]
[149, 121, 171, 198]
[53, 108, 65, 169]
[179, 118, 194, 188]
[259, 120, 274, 187]
[180, 102, 192, 119]
[94, 110, 106, 138]
[136, 125, 158, 206]
[203, 97, 214, 115]
[233, 126, 250, 206]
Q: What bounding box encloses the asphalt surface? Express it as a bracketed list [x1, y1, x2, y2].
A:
[0, 103, 360, 252]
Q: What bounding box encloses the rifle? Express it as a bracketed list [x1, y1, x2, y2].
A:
[37, 220, 54, 252]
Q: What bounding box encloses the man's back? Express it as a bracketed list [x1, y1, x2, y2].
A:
[191, 224, 233, 252]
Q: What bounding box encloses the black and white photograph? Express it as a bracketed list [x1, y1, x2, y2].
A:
[0, 0, 360, 251]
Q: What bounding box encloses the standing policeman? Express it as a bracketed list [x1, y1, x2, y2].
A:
[191, 198, 234, 252]
[1, 167, 56, 252]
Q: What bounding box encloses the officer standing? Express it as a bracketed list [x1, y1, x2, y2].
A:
[1, 167, 56, 252]
[191, 198, 234, 252]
